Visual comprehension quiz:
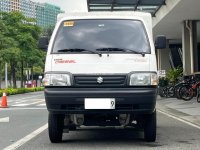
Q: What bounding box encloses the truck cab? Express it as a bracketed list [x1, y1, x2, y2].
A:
[41, 12, 166, 143]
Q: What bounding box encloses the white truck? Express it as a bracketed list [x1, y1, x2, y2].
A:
[40, 12, 166, 143]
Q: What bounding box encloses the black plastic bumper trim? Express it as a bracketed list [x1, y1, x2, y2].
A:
[44, 87, 157, 114]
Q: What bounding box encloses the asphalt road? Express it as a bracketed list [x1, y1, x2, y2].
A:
[1, 92, 200, 150]
[17, 112, 200, 150]
[0, 92, 47, 150]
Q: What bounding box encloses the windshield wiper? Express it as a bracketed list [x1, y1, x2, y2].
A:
[57, 48, 102, 57]
[96, 48, 146, 57]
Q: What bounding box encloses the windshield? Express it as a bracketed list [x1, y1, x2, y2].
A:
[52, 19, 150, 54]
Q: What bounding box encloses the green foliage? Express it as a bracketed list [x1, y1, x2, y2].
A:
[0, 11, 44, 87]
[166, 67, 183, 85]
[33, 66, 43, 75]
[0, 87, 44, 96]
[42, 25, 54, 39]
[158, 77, 169, 87]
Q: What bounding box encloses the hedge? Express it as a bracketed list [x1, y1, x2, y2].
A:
[0, 87, 44, 96]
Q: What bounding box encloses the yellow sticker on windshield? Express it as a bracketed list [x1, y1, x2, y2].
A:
[64, 21, 74, 27]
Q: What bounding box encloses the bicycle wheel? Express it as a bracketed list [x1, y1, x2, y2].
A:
[179, 85, 194, 101]
[166, 86, 175, 98]
[197, 86, 200, 103]
[158, 87, 164, 97]
[159, 87, 167, 97]
[175, 86, 182, 99]
[197, 94, 200, 103]
[163, 87, 168, 97]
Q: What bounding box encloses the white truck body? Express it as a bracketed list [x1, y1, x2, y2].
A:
[45, 12, 157, 74]
[43, 12, 161, 143]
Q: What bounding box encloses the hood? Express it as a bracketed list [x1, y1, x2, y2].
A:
[47, 54, 152, 74]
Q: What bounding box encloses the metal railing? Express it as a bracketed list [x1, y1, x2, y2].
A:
[178, 48, 183, 63]
[169, 51, 175, 69]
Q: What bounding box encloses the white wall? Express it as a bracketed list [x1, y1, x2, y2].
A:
[65, 0, 88, 12]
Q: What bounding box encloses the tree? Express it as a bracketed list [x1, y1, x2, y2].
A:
[0, 11, 43, 88]
[0, 17, 8, 88]
[42, 25, 54, 39]
[17, 16, 42, 87]
[0, 12, 19, 88]
[0, 47, 20, 88]
[0, 12, 27, 88]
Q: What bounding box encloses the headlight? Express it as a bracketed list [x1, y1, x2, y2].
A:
[129, 73, 157, 86]
[42, 73, 71, 86]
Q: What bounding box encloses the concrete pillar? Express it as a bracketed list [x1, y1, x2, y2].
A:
[157, 40, 171, 72]
[182, 20, 197, 75]
[193, 22, 198, 72]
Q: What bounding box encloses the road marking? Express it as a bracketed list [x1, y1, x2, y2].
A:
[37, 103, 46, 106]
[158, 109, 200, 130]
[11, 104, 30, 107]
[0, 108, 46, 111]
[0, 117, 9, 123]
[3, 123, 48, 150]
[15, 100, 31, 104]
[12, 100, 44, 107]
[7, 95, 43, 102]
[14, 98, 45, 104]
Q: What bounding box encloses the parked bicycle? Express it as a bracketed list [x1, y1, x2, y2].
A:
[178, 75, 200, 101]
[196, 86, 200, 103]
[159, 74, 200, 102]
[159, 76, 189, 98]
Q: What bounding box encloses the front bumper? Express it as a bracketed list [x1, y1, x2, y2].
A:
[44, 87, 157, 114]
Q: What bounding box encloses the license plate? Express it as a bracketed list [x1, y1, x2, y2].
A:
[84, 98, 115, 109]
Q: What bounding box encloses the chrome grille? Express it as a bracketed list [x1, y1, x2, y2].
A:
[74, 75, 127, 87]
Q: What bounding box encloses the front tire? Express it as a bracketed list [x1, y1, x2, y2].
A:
[167, 86, 175, 98]
[144, 110, 156, 142]
[179, 86, 194, 101]
[48, 113, 64, 143]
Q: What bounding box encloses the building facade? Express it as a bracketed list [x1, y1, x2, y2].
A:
[35, 3, 64, 28]
[0, 0, 64, 28]
[0, 0, 35, 18]
[0, 0, 11, 13]
[20, 0, 35, 18]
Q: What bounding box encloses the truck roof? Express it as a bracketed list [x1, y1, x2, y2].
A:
[57, 11, 152, 38]
[57, 11, 151, 22]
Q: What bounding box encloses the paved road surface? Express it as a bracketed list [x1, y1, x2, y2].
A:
[17, 112, 200, 150]
[0, 92, 47, 150]
[0, 92, 200, 150]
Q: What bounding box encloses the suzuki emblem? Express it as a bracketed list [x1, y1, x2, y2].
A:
[97, 77, 103, 84]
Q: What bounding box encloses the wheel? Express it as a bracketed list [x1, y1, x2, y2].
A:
[158, 87, 165, 97]
[48, 113, 64, 143]
[197, 94, 200, 103]
[175, 86, 182, 99]
[197, 86, 200, 103]
[166, 86, 175, 98]
[144, 110, 156, 142]
[159, 87, 167, 97]
[179, 86, 194, 101]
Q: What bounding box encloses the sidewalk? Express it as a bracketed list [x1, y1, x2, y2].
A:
[157, 96, 200, 126]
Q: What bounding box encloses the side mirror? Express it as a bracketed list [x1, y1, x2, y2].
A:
[38, 36, 49, 50]
[155, 35, 166, 49]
